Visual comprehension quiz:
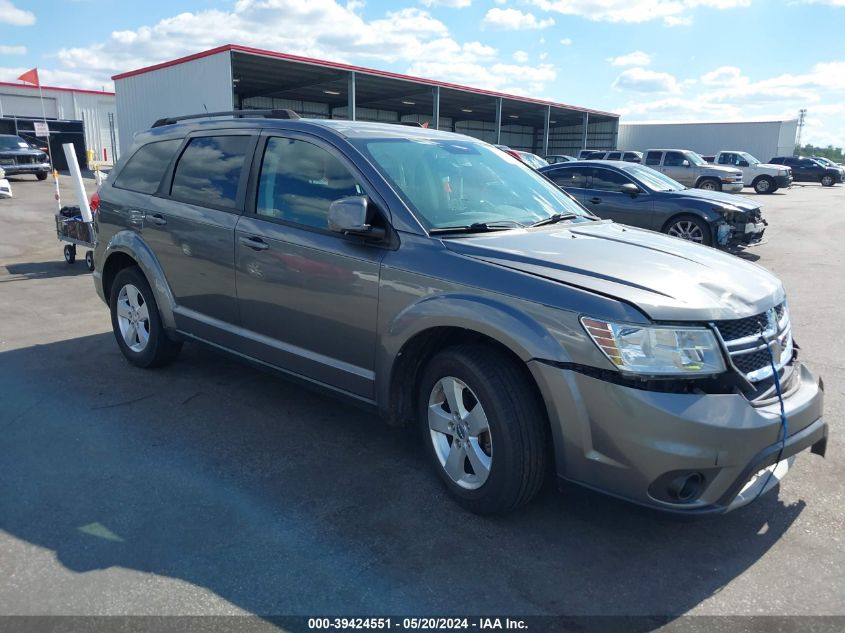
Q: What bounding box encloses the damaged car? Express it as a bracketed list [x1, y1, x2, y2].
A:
[539, 160, 766, 249]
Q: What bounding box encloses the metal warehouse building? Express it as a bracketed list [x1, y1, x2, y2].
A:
[618, 119, 799, 163]
[113, 44, 618, 158]
[0, 82, 118, 165]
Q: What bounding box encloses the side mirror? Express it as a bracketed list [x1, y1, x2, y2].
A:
[328, 196, 386, 240]
[682, 159, 690, 168]
[738, 160, 749, 167]
[620, 183, 640, 197]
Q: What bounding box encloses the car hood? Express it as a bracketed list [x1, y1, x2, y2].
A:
[443, 221, 782, 322]
[671, 187, 760, 211]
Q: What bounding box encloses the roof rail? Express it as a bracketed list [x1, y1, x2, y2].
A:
[151, 109, 301, 128]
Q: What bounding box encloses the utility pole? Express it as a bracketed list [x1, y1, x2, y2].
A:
[796, 108, 807, 151]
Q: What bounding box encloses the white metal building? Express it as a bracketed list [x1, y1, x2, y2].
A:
[0, 82, 118, 163]
[618, 119, 799, 163]
[113, 44, 619, 158]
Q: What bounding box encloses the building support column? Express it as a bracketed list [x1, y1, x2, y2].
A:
[432, 86, 440, 130]
[348, 72, 356, 121]
[495, 97, 502, 144]
[581, 112, 589, 149]
[542, 105, 551, 157]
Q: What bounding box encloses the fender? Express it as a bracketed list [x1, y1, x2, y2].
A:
[101, 230, 178, 330]
[375, 292, 573, 407]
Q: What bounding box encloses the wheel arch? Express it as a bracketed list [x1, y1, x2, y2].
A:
[101, 231, 177, 330]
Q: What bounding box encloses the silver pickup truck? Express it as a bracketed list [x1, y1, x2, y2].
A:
[645, 149, 744, 193]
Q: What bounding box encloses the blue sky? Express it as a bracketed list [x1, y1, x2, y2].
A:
[1, 0, 844, 147]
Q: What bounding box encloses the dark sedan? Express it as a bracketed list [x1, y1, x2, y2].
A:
[539, 160, 766, 249]
[0, 134, 50, 180]
[769, 156, 841, 187]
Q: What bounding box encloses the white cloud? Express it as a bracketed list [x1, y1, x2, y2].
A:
[513, 50, 529, 63]
[420, 0, 472, 7]
[482, 7, 555, 29]
[529, 0, 749, 25]
[560, 37, 572, 45]
[612, 67, 681, 93]
[608, 51, 652, 66]
[701, 65, 745, 86]
[0, 45, 27, 55]
[407, 59, 556, 93]
[0, 0, 35, 26]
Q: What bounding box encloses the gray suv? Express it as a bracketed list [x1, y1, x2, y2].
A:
[93, 111, 827, 515]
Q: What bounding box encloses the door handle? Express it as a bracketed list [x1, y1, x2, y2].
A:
[589, 197, 602, 204]
[147, 213, 167, 226]
[239, 236, 269, 251]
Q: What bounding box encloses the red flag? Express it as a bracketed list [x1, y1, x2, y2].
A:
[17, 68, 39, 86]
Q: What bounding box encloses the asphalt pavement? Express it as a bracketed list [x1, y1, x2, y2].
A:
[0, 175, 842, 627]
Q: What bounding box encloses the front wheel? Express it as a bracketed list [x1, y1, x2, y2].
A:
[109, 266, 182, 368]
[665, 214, 712, 246]
[821, 174, 835, 187]
[63, 244, 76, 264]
[754, 177, 775, 194]
[417, 345, 548, 514]
[36, 172, 48, 181]
[85, 250, 94, 271]
[697, 178, 721, 191]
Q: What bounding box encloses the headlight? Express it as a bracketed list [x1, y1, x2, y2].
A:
[581, 317, 726, 376]
[779, 169, 788, 176]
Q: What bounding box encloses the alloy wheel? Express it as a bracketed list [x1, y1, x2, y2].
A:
[667, 220, 705, 243]
[427, 376, 493, 490]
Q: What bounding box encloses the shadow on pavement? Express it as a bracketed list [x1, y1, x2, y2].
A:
[0, 334, 805, 625]
[2, 260, 91, 281]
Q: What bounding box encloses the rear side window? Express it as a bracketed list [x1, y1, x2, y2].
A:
[170, 135, 251, 210]
[717, 153, 734, 165]
[256, 137, 363, 230]
[606, 152, 621, 160]
[547, 167, 589, 189]
[112, 139, 181, 194]
[623, 152, 640, 161]
[645, 151, 662, 166]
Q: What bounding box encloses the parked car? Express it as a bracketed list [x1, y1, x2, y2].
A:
[539, 161, 766, 249]
[577, 149, 608, 159]
[811, 156, 845, 180]
[495, 145, 549, 170]
[0, 134, 50, 180]
[644, 149, 743, 192]
[545, 154, 577, 164]
[0, 167, 11, 199]
[93, 111, 826, 515]
[712, 151, 792, 194]
[769, 156, 842, 187]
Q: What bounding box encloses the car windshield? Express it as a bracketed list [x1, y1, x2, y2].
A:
[354, 138, 593, 230]
[518, 152, 549, 169]
[685, 151, 708, 166]
[622, 164, 686, 192]
[0, 136, 29, 151]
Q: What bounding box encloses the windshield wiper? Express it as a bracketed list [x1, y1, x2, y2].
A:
[429, 220, 524, 235]
[529, 213, 581, 228]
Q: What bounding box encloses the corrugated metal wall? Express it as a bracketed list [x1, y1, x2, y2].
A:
[618, 120, 798, 162]
[115, 51, 233, 156]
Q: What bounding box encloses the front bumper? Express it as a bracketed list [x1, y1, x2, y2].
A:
[0, 162, 50, 175]
[529, 360, 825, 514]
[722, 181, 744, 193]
[775, 174, 793, 188]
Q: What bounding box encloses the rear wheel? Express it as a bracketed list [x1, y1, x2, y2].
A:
[753, 176, 775, 194]
[63, 244, 76, 264]
[85, 250, 94, 271]
[697, 178, 721, 191]
[821, 174, 835, 187]
[417, 345, 547, 514]
[109, 266, 182, 368]
[665, 214, 712, 246]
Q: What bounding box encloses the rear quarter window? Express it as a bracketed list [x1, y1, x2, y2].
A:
[112, 139, 181, 194]
[169, 135, 251, 210]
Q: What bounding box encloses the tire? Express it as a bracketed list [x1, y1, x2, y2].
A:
[821, 174, 835, 187]
[417, 345, 548, 515]
[63, 244, 75, 264]
[665, 214, 712, 246]
[36, 172, 48, 181]
[85, 250, 94, 271]
[697, 178, 721, 192]
[753, 176, 775, 194]
[109, 266, 182, 368]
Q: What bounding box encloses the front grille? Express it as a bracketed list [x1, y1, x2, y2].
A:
[714, 302, 792, 382]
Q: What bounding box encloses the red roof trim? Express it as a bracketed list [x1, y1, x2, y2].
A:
[0, 81, 114, 96]
[111, 43, 619, 118]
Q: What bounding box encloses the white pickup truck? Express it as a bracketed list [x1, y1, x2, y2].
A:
[707, 151, 793, 194]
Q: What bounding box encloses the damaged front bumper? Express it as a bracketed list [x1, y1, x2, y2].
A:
[716, 215, 767, 249]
